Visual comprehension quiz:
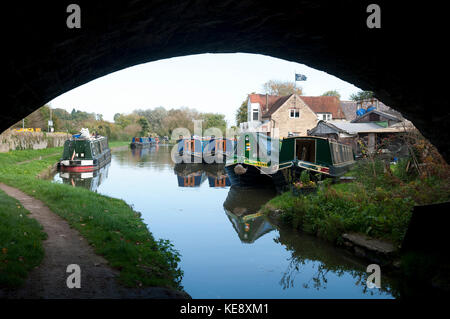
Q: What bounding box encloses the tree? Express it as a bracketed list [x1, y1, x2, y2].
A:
[113, 113, 121, 122]
[134, 106, 168, 137]
[201, 113, 227, 132]
[162, 107, 200, 136]
[137, 117, 150, 136]
[350, 90, 374, 101]
[262, 80, 302, 96]
[322, 90, 341, 99]
[235, 99, 248, 126]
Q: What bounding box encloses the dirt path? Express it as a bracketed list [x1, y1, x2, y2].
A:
[0, 183, 189, 299]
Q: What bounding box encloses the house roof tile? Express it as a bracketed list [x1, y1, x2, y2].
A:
[249, 94, 346, 119]
[300, 96, 346, 119]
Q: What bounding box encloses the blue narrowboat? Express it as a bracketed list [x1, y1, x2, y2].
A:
[130, 137, 157, 148]
[175, 136, 236, 164]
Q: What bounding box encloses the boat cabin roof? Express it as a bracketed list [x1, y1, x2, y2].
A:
[283, 135, 330, 141]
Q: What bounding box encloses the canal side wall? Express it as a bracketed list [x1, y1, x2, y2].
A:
[0, 130, 70, 152]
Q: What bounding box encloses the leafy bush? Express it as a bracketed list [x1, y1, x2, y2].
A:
[263, 156, 450, 245]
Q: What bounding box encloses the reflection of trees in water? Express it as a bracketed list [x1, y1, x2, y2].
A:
[274, 229, 400, 297]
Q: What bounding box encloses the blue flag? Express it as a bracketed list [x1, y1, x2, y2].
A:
[295, 73, 307, 81]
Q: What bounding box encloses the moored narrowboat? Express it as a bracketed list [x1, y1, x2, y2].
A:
[225, 132, 355, 189]
[58, 129, 111, 172]
[175, 136, 203, 163]
[130, 137, 156, 148]
[175, 136, 236, 164]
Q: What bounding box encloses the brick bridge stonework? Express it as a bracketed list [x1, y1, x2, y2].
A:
[3, 1, 448, 161]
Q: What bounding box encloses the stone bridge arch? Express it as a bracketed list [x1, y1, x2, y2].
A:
[3, 1, 448, 160]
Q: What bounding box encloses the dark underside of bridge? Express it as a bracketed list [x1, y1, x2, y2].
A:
[2, 1, 449, 161]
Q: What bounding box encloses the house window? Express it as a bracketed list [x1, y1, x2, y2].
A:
[318, 113, 332, 121]
[252, 109, 259, 121]
[289, 109, 300, 118]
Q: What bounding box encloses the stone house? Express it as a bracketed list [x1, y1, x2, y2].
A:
[240, 93, 346, 138]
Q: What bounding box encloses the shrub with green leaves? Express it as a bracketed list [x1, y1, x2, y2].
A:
[263, 158, 449, 245]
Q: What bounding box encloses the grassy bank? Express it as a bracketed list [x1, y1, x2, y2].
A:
[262, 158, 450, 245]
[0, 190, 47, 288]
[109, 140, 130, 149]
[0, 146, 183, 289]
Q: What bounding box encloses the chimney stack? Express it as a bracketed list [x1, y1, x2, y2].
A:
[266, 93, 269, 113]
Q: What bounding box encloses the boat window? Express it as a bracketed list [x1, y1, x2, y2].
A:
[331, 142, 353, 164]
[295, 139, 315, 163]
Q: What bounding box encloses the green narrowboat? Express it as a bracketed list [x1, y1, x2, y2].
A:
[280, 136, 355, 176]
[58, 133, 111, 172]
[225, 132, 355, 189]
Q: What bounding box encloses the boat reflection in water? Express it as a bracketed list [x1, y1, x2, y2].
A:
[223, 186, 277, 243]
[58, 163, 110, 192]
[130, 144, 158, 162]
[174, 163, 230, 188]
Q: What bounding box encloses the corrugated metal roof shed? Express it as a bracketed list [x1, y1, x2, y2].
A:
[327, 121, 384, 134]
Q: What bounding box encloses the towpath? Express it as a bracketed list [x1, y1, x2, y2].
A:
[0, 183, 188, 299]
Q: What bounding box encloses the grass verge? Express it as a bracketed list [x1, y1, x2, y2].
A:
[0, 147, 183, 290]
[0, 189, 47, 288]
[109, 141, 130, 149]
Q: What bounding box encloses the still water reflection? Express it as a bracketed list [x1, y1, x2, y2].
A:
[52, 145, 398, 298]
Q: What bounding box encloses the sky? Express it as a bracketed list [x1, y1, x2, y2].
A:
[49, 53, 361, 126]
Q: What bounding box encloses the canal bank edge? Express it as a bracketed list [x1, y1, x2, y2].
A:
[264, 207, 401, 268]
[261, 183, 450, 295]
[0, 146, 190, 298]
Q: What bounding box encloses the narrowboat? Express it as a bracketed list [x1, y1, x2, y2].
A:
[130, 137, 157, 148]
[225, 132, 355, 189]
[58, 129, 111, 172]
[202, 137, 236, 163]
[174, 136, 203, 163]
[174, 136, 236, 164]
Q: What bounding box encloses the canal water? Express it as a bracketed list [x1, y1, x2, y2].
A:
[51, 145, 399, 298]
